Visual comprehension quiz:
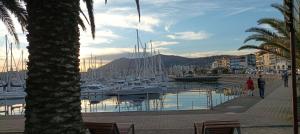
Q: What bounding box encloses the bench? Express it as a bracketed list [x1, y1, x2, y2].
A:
[194, 120, 241, 134]
[84, 122, 135, 134]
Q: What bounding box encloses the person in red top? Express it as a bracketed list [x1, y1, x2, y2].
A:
[246, 77, 254, 96]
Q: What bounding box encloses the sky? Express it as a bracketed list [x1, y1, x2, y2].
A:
[0, 0, 283, 71]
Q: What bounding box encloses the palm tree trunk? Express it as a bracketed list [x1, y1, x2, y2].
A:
[24, 0, 84, 133]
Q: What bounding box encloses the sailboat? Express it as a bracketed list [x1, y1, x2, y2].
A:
[108, 29, 167, 95]
[0, 35, 26, 100]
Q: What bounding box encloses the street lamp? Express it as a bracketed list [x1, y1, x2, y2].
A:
[285, 0, 298, 133]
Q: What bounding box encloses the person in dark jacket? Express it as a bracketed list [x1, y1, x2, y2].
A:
[257, 75, 266, 99]
[283, 71, 289, 87]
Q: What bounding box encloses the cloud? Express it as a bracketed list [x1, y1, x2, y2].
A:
[225, 7, 254, 17]
[151, 41, 179, 48]
[259, 24, 273, 30]
[167, 31, 211, 40]
[80, 47, 133, 58]
[164, 22, 173, 32]
[80, 30, 121, 46]
[180, 50, 256, 58]
[93, 12, 160, 32]
[80, 52, 132, 66]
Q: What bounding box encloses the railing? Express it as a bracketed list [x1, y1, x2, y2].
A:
[0, 83, 244, 116]
[79, 84, 244, 113]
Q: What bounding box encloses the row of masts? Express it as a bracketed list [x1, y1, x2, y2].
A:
[0, 35, 27, 91]
[80, 54, 104, 82]
[132, 29, 164, 80]
[80, 29, 166, 82]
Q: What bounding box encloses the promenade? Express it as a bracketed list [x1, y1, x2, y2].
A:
[0, 78, 294, 134]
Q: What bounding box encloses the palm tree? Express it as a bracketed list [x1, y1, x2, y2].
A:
[238, 2, 300, 63]
[0, 0, 27, 44]
[23, 0, 140, 133]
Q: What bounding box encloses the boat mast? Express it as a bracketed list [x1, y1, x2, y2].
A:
[153, 49, 157, 76]
[135, 45, 138, 79]
[136, 29, 140, 79]
[150, 40, 154, 77]
[9, 43, 13, 90]
[5, 35, 9, 91]
[21, 50, 24, 81]
[158, 50, 162, 79]
[21, 50, 23, 71]
[83, 59, 86, 80]
[143, 43, 147, 78]
[90, 53, 93, 81]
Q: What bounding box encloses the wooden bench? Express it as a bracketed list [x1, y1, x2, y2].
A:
[194, 120, 241, 134]
[84, 122, 135, 134]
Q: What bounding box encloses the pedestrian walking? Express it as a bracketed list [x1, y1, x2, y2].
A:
[257, 75, 266, 99]
[283, 71, 289, 87]
[246, 77, 254, 96]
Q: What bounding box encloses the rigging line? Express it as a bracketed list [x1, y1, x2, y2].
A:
[293, 6, 300, 14]
[1, 60, 7, 75]
[293, 7, 299, 14]
[12, 53, 22, 82]
[16, 52, 22, 70]
[295, 0, 300, 6]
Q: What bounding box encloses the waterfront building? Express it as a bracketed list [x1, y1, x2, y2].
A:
[211, 57, 230, 69]
[255, 51, 291, 73]
[211, 61, 219, 69]
[229, 54, 256, 73]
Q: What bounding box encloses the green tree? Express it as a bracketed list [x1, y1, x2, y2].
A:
[0, 0, 27, 44]
[238, 2, 300, 66]
[23, 0, 140, 133]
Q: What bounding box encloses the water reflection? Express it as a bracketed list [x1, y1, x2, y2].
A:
[0, 82, 242, 115]
[79, 82, 242, 113]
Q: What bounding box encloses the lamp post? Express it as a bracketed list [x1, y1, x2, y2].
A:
[286, 0, 298, 133]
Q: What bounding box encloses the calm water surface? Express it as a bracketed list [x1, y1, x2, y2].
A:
[0, 82, 242, 115]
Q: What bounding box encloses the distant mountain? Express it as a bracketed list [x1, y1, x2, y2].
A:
[98, 54, 234, 72]
[160, 54, 234, 68]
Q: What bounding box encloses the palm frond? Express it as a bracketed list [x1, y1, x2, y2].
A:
[259, 42, 290, 53]
[256, 50, 268, 56]
[271, 3, 288, 18]
[104, 0, 140, 21]
[244, 34, 288, 47]
[0, 5, 19, 44]
[257, 18, 288, 37]
[246, 27, 281, 38]
[239, 45, 289, 58]
[78, 17, 86, 31]
[79, 8, 90, 25]
[135, 0, 141, 22]
[1, 0, 27, 32]
[82, 0, 95, 38]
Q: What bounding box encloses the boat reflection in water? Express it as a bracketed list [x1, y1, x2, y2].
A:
[80, 83, 242, 113]
[0, 82, 242, 115]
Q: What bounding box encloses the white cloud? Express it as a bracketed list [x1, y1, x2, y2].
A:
[225, 7, 254, 17]
[180, 50, 256, 58]
[106, 7, 133, 14]
[167, 31, 211, 40]
[80, 47, 133, 58]
[80, 30, 121, 46]
[260, 24, 273, 30]
[164, 22, 173, 32]
[151, 41, 179, 48]
[94, 12, 160, 32]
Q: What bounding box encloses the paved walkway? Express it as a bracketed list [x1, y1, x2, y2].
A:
[0, 79, 294, 134]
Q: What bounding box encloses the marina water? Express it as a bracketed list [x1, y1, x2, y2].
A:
[0, 82, 242, 115]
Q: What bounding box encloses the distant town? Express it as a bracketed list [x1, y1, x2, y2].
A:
[81, 52, 296, 82]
